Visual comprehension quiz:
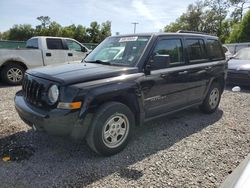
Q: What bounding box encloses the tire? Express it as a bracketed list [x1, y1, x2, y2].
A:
[1, 63, 25, 85]
[86, 102, 135, 156]
[200, 82, 222, 114]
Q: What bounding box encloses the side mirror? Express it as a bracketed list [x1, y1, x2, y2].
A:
[152, 54, 171, 69]
[81, 47, 87, 52]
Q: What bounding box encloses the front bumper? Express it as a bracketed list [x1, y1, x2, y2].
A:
[227, 70, 250, 86]
[14, 91, 90, 140]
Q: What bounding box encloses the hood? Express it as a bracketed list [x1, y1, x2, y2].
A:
[27, 62, 139, 85]
[228, 59, 250, 71]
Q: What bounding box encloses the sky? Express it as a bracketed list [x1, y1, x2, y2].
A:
[0, 0, 195, 35]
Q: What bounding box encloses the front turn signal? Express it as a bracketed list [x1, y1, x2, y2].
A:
[57, 102, 82, 109]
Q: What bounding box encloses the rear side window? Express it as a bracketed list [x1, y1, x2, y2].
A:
[46, 38, 64, 50]
[207, 39, 224, 60]
[153, 38, 184, 67]
[186, 39, 207, 63]
[26, 38, 38, 49]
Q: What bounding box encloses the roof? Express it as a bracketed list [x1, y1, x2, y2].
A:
[112, 32, 218, 39]
[30, 36, 77, 40]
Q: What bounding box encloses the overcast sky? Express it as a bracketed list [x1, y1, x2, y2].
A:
[0, 0, 195, 35]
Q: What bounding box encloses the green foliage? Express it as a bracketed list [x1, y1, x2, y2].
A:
[228, 10, 250, 42]
[229, 0, 249, 22]
[8, 24, 35, 41]
[1, 16, 111, 43]
[164, 0, 250, 42]
[36, 16, 51, 28]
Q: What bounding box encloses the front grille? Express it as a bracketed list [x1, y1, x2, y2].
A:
[22, 76, 44, 107]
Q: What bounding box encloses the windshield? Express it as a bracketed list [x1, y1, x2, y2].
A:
[85, 36, 151, 66]
[234, 48, 250, 60]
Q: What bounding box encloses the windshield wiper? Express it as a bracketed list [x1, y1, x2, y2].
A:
[86, 60, 111, 65]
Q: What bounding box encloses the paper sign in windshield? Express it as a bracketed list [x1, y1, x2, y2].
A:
[119, 37, 138, 42]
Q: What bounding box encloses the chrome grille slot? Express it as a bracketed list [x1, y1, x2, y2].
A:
[22, 76, 44, 107]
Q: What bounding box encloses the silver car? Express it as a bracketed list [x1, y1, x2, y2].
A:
[227, 47, 250, 86]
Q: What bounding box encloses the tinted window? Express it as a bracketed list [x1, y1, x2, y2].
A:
[207, 39, 224, 60]
[186, 39, 207, 63]
[66, 40, 83, 52]
[26, 38, 38, 49]
[46, 38, 64, 50]
[153, 39, 184, 68]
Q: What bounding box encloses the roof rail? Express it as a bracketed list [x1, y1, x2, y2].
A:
[176, 30, 209, 35]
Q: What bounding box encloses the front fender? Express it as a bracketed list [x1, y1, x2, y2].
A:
[78, 81, 144, 126]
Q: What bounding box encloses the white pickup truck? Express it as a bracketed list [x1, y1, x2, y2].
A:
[0, 36, 90, 85]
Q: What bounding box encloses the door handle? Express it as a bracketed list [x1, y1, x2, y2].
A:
[160, 73, 168, 78]
[68, 53, 73, 56]
[46, 53, 51, 57]
[205, 66, 212, 70]
[178, 70, 188, 75]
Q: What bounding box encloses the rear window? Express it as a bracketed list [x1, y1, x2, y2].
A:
[46, 38, 64, 50]
[207, 39, 224, 60]
[186, 39, 207, 63]
[26, 38, 38, 49]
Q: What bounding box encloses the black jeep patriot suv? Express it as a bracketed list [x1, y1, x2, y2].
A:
[15, 32, 227, 155]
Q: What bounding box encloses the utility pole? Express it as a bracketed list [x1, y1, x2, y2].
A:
[131, 22, 139, 33]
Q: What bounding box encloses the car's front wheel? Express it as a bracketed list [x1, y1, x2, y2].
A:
[200, 82, 222, 114]
[86, 102, 135, 156]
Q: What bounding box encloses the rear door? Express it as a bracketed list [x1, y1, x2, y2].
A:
[65, 39, 88, 62]
[42, 38, 68, 66]
[182, 37, 211, 103]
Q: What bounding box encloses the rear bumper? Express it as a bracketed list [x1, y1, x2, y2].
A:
[227, 70, 250, 86]
[14, 91, 90, 140]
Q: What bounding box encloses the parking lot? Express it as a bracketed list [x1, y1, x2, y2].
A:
[0, 84, 250, 188]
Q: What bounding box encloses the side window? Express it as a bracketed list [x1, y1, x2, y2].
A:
[186, 39, 207, 63]
[46, 38, 64, 50]
[153, 39, 184, 69]
[66, 40, 83, 52]
[207, 39, 224, 60]
[26, 38, 38, 49]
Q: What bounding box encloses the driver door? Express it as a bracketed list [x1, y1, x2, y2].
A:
[142, 37, 190, 118]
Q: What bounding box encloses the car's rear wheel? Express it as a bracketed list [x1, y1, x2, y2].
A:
[200, 82, 222, 114]
[1, 63, 25, 85]
[86, 102, 135, 156]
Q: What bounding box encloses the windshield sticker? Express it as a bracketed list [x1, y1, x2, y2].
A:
[119, 37, 138, 42]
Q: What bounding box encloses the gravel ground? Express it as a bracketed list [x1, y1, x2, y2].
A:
[0, 84, 250, 188]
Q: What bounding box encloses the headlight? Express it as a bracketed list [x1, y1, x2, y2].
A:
[48, 85, 59, 104]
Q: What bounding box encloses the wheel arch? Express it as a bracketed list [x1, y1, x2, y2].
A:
[211, 75, 225, 92]
[82, 89, 143, 127]
[0, 60, 28, 71]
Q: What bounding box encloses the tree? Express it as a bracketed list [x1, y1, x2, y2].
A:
[99, 21, 112, 42]
[226, 23, 241, 43]
[48, 21, 62, 36]
[74, 25, 87, 42]
[227, 10, 250, 42]
[1, 16, 111, 43]
[8, 24, 34, 41]
[229, 0, 250, 22]
[205, 0, 229, 37]
[86, 21, 101, 43]
[60, 24, 76, 38]
[36, 16, 51, 28]
[165, 1, 204, 32]
[164, 0, 232, 41]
